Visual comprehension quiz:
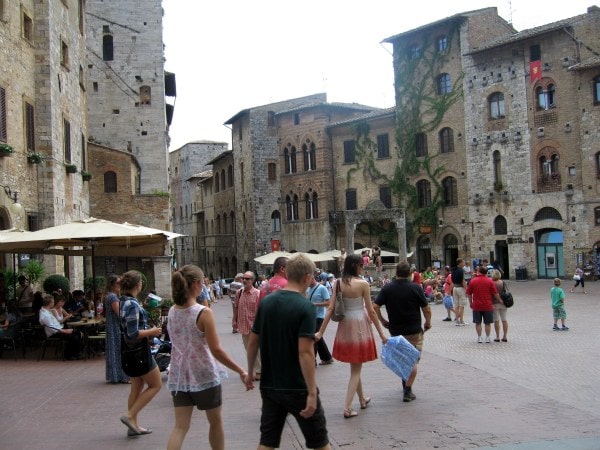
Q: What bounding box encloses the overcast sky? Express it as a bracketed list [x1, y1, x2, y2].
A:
[162, 0, 596, 150]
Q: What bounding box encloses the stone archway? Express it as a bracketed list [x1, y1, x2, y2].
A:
[343, 201, 406, 260]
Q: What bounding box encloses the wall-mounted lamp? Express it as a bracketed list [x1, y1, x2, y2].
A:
[1, 185, 24, 216]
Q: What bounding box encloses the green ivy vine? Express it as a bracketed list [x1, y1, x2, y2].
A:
[348, 24, 464, 244]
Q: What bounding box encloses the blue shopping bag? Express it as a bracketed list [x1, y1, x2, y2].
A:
[380, 335, 420, 381]
[443, 295, 454, 309]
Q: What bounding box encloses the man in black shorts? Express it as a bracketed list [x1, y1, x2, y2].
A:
[245, 253, 330, 450]
[374, 261, 431, 402]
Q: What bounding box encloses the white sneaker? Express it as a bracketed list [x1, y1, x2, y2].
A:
[485, 336, 491, 343]
[477, 336, 483, 343]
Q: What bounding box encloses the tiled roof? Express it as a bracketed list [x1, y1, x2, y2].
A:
[327, 107, 396, 128]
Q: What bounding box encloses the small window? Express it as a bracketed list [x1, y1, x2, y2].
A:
[594, 76, 600, 105]
[22, 11, 33, 42]
[416, 180, 431, 207]
[439, 128, 454, 154]
[415, 133, 427, 157]
[376, 134, 390, 159]
[63, 118, 71, 162]
[407, 44, 421, 60]
[228, 165, 234, 187]
[595, 151, 600, 178]
[437, 35, 448, 52]
[437, 73, 452, 95]
[79, 65, 86, 90]
[530, 44, 541, 62]
[81, 133, 86, 171]
[494, 216, 508, 235]
[346, 190, 357, 210]
[595, 207, 600, 226]
[103, 34, 114, 61]
[104, 171, 117, 193]
[442, 177, 457, 206]
[294, 113, 300, 125]
[78, 0, 85, 34]
[493, 150, 502, 186]
[140, 86, 151, 105]
[0, 86, 7, 142]
[343, 140, 356, 164]
[267, 163, 277, 180]
[271, 210, 281, 232]
[379, 186, 392, 208]
[61, 40, 69, 68]
[489, 92, 505, 119]
[267, 111, 275, 126]
[25, 102, 35, 151]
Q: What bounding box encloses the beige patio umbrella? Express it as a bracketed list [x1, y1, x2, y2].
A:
[254, 251, 333, 265]
[354, 247, 400, 257]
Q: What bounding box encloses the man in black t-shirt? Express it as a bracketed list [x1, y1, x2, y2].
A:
[451, 258, 468, 325]
[374, 261, 431, 402]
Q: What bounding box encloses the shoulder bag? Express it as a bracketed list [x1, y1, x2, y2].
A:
[119, 296, 153, 377]
[331, 280, 345, 322]
[500, 282, 514, 308]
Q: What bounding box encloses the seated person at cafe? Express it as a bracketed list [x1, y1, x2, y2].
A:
[51, 295, 73, 324]
[66, 290, 86, 319]
[39, 294, 83, 360]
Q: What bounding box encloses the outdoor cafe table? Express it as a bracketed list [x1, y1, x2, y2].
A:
[66, 318, 105, 359]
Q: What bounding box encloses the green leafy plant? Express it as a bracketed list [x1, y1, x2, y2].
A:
[65, 163, 78, 173]
[0, 143, 14, 155]
[84, 276, 106, 292]
[494, 181, 503, 192]
[43, 274, 71, 295]
[22, 260, 46, 287]
[81, 171, 92, 181]
[27, 152, 43, 164]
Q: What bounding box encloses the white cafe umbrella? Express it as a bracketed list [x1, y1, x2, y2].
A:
[254, 251, 333, 265]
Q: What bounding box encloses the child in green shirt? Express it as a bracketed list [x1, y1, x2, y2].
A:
[550, 278, 569, 331]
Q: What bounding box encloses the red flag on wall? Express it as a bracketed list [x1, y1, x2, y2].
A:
[271, 240, 280, 251]
[530, 60, 542, 83]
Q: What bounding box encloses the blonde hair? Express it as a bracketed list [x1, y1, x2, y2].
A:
[491, 269, 502, 281]
[286, 253, 315, 283]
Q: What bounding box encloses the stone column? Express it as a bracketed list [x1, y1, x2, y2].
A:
[152, 256, 173, 299]
[396, 217, 407, 260]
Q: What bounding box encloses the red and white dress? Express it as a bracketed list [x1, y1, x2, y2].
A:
[332, 296, 377, 363]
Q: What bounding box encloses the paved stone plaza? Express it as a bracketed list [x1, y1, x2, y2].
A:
[1, 279, 599, 449]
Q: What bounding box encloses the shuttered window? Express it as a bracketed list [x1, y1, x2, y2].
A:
[0, 87, 7, 142]
[25, 102, 35, 151]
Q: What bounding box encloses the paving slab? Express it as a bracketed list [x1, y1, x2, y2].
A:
[0, 280, 598, 449]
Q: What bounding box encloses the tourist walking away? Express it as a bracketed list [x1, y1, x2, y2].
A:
[570, 265, 586, 294]
[104, 275, 129, 384]
[259, 256, 288, 301]
[466, 266, 501, 343]
[491, 270, 509, 342]
[316, 254, 388, 418]
[119, 270, 163, 437]
[234, 271, 261, 380]
[307, 276, 333, 365]
[374, 261, 431, 402]
[551, 278, 569, 330]
[228, 273, 243, 333]
[245, 253, 331, 450]
[451, 259, 467, 325]
[167, 265, 247, 450]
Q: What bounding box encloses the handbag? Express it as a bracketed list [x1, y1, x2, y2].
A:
[331, 280, 345, 322]
[121, 335, 153, 377]
[572, 274, 580, 281]
[500, 281, 514, 308]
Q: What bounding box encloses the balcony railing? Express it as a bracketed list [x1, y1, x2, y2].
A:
[537, 173, 561, 193]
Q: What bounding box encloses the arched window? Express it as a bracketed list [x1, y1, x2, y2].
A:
[102, 34, 113, 61]
[416, 180, 431, 207]
[214, 176, 219, 193]
[437, 73, 452, 95]
[230, 211, 235, 235]
[442, 176, 457, 206]
[540, 154, 560, 177]
[284, 144, 297, 174]
[489, 92, 505, 119]
[221, 170, 226, 191]
[534, 207, 562, 222]
[494, 216, 507, 235]
[493, 150, 502, 186]
[303, 141, 316, 171]
[439, 128, 454, 153]
[271, 210, 281, 232]
[416, 133, 427, 157]
[222, 214, 227, 234]
[228, 165, 233, 187]
[305, 192, 318, 219]
[216, 215, 221, 234]
[103, 171, 117, 193]
[536, 83, 556, 110]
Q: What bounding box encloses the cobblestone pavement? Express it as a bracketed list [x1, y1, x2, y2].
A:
[0, 280, 598, 449]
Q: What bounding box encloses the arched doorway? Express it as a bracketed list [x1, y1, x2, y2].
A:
[416, 236, 432, 271]
[443, 234, 458, 268]
[536, 229, 564, 278]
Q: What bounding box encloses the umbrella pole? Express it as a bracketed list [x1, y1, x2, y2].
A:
[12, 253, 17, 305]
[92, 245, 96, 294]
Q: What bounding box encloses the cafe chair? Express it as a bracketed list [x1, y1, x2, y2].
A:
[38, 333, 64, 361]
[0, 323, 26, 361]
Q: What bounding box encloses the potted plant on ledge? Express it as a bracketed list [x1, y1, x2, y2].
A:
[27, 152, 43, 164]
[65, 163, 78, 174]
[81, 171, 92, 181]
[0, 143, 14, 156]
